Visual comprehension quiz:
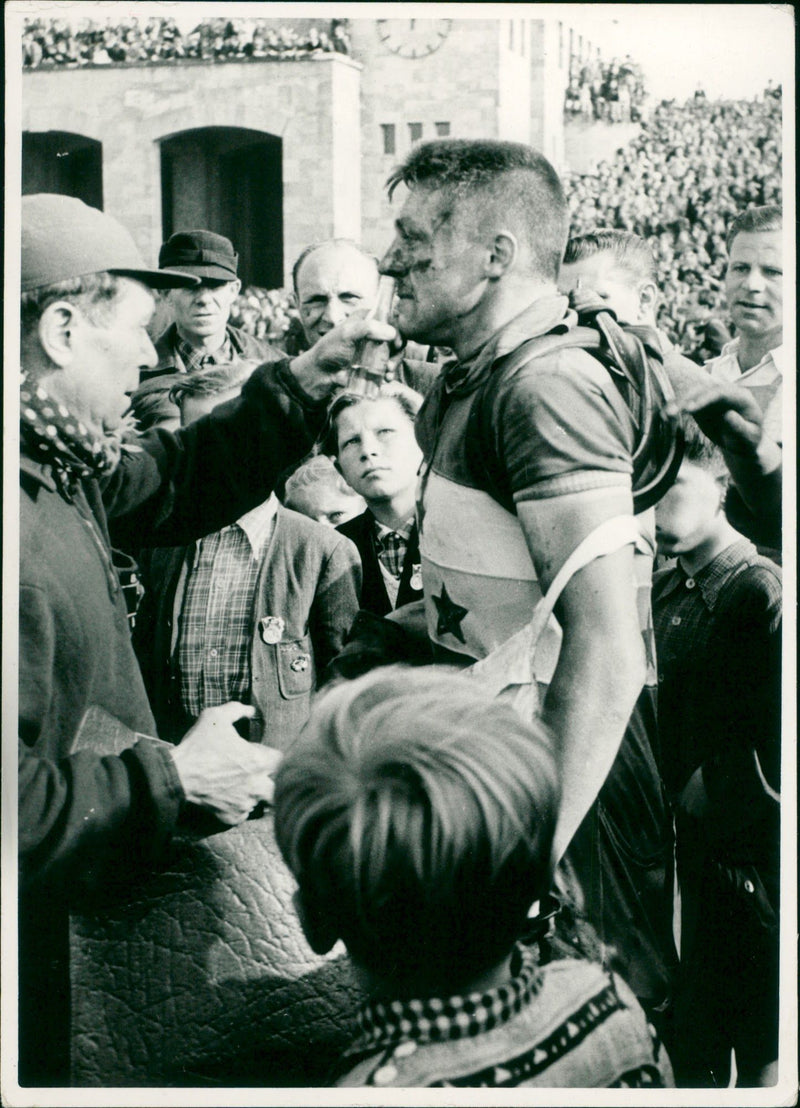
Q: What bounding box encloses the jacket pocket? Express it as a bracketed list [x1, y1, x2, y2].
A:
[276, 638, 315, 699]
[712, 861, 778, 932]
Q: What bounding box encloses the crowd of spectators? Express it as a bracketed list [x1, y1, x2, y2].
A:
[227, 94, 781, 367]
[228, 286, 299, 347]
[22, 16, 351, 68]
[564, 53, 647, 123]
[563, 92, 782, 360]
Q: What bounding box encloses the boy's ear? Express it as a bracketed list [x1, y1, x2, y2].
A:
[638, 280, 659, 320]
[292, 888, 339, 955]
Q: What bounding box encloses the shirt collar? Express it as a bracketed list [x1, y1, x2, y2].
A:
[718, 337, 784, 376]
[373, 515, 415, 544]
[768, 344, 785, 375]
[227, 494, 278, 559]
[679, 538, 757, 610]
[174, 328, 234, 372]
[348, 944, 541, 1054]
[20, 449, 58, 492]
[655, 327, 675, 355]
[444, 295, 572, 395]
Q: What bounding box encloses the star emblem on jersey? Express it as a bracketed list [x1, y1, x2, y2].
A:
[433, 584, 468, 643]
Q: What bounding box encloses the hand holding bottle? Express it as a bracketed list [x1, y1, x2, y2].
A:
[347, 275, 397, 396]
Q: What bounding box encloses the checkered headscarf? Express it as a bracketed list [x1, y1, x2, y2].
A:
[20, 374, 139, 499]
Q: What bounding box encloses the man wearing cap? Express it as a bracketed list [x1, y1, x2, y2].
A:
[16, 194, 392, 1085]
[130, 229, 282, 428]
[145, 229, 282, 380]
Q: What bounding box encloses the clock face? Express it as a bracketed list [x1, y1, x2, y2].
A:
[376, 18, 451, 59]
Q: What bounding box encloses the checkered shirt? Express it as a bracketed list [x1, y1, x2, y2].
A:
[373, 516, 414, 580]
[653, 539, 761, 648]
[175, 332, 235, 375]
[176, 499, 276, 717]
[350, 944, 542, 1052]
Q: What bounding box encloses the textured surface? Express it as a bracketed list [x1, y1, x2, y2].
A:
[70, 815, 363, 1087]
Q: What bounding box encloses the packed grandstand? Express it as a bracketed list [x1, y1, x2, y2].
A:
[22, 17, 783, 365]
[21, 15, 351, 67]
[230, 93, 783, 364]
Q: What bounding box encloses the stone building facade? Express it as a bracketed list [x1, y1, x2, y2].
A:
[20, 15, 583, 287]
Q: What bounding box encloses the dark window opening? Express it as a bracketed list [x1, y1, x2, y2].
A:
[381, 124, 396, 155]
[160, 127, 283, 289]
[23, 131, 103, 209]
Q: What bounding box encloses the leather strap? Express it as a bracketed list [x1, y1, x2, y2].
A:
[469, 516, 639, 695]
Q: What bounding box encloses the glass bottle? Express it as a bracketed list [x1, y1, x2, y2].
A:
[347, 275, 396, 396]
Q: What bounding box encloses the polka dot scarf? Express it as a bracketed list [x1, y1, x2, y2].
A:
[20, 376, 125, 500]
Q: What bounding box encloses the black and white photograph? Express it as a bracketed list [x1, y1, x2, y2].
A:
[2, 2, 795, 1104]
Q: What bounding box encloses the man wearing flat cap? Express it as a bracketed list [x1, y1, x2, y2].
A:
[147, 228, 281, 379]
[130, 229, 282, 430]
[16, 194, 392, 1086]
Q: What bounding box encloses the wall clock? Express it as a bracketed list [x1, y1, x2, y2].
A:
[376, 18, 452, 59]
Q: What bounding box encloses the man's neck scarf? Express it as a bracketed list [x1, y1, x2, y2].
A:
[20, 376, 138, 500]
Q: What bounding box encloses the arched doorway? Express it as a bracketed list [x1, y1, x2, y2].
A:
[22, 132, 103, 210]
[160, 127, 282, 289]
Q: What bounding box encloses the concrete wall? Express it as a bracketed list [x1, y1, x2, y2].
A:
[497, 18, 533, 144]
[348, 18, 505, 254]
[22, 55, 362, 287]
[530, 18, 568, 172]
[21, 18, 567, 281]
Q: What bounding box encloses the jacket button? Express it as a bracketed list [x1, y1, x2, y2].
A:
[744, 880, 755, 893]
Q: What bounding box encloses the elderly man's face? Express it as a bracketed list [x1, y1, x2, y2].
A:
[295, 244, 379, 346]
[53, 278, 157, 435]
[379, 186, 488, 348]
[724, 230, 782, 346]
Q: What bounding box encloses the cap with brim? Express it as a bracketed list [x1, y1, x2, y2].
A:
[158, 230, 239, 282]
[21, 193, 199, 292]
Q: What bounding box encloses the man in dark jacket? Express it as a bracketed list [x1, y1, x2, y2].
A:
[15, 194, 394, 1086]
[145, 228, 283, 379]
[131, 228, 283, 427]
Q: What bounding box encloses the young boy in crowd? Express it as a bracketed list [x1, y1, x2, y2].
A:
[319, 386, 424, 616]
[273, 665, 674, 1089]
[652, 418, 781, 1087]
[282, 453, 365, 527]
